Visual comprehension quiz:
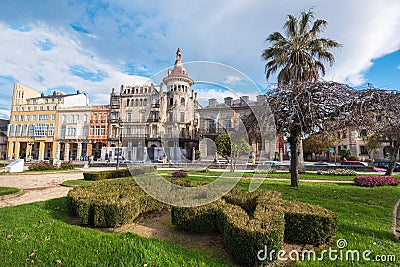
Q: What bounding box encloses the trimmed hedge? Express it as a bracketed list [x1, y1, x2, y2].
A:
[67, 178, 166, 227]
[83, 166, 156, 181]
[171, 187, 337, 266]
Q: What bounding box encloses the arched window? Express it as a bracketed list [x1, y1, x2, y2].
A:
[360, 129, 367, 137]
[181, 98, 185, 105]
[126, 99, 130, 106]
[169, 98, 173, 106]
[135, 99, 138, 106]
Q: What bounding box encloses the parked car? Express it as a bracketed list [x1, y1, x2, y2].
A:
[262, 161, 285, 166]
[340, 161, 368, 167]
[373, 161, 400, 172]
[313, 161, 336, 166]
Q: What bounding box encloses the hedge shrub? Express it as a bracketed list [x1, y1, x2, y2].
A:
[67, 178, 166, 227]
[83, 166, 156, 181]
[28, 162, 56, 171]
[171, 187, 337, 266]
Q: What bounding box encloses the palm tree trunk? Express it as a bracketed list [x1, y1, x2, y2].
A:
[385, 142, 400, 176]
[289, 128, 301, 187]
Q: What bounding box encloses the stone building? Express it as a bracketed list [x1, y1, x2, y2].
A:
[198, 95, 277, 161]
[106, 48, 200, 162]
[88, 105, 109, 160]
[56, 103, 91, 161]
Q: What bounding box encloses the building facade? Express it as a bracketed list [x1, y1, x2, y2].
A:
[56, 104, 91, 161]
[7, 82, 89, 161]
[88, 105, 109, 160]
[106, 48, 200, 162]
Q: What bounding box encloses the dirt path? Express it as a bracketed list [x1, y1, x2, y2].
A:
[0, 171, 84, 208]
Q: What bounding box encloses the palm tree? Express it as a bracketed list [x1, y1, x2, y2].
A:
[262, 10, 341, 187]
[262, 10, 341, 84]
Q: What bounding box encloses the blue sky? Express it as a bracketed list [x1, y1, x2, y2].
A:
[0, 0, 399, 119]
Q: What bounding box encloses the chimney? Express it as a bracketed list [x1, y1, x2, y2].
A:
[256, 95, 266, 103]
[208, 98, 217, 108]
[224, 97, 232, 106]
[240, 96, 249, 105]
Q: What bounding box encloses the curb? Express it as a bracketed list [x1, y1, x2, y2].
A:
[0, 190, 25, 200]
[392, 198, 400, 242]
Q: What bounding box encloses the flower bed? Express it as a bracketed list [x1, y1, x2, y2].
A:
[172, 170, 188, 178]
[354, 176, 400, 187]
[317, 169, 356, 176]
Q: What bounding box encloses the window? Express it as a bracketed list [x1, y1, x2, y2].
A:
[21, 107, 24, 111]
[126, 113, 131, 122]
[181, 98, 185, 105]
[84, 114, 88, 122]
[61, 127, 66, 138]
[15, 107, 18, 111]
[144, 99, 147, 106]
[360, 129, 367, 137]
[51, 114, 56, 121]
[100, 126, 105, 136]
[360, 146, 368, 155]
[169, 112, 173, 122]
[83, 127, 88, 138]
[95, 126, 100, 136]
[169, 98, 173, 106]
[71, 115, 75, 123]
[52, 99, 55, 103]
[45, 99, 48, 104]
[90, 125, 94, 136]
[46, 106, 50, 110]
[13, 115, 18, 122]
[94, 113, 97, 121]
[76, 115, 80, 122]
[34, 124, 48, 136]
[67, 127, 76, 136]
[40, 106, 43, 111]
[26, 115, 30, 121]
[34, 107, 37, 111]
[39, 115, 49, 121]
[224, 120, 231, 129]
[32, 115, 36, 121]
[48, 124, 55, 136]
[62, 115, 66, 123]
[27, 107, 31, 111]
[104, 114, 107, 122]
[180, 112, 185, 122]
[342, 131, 347, 139]
[20, 115, 24, 121]
[53, 106, 56, 110]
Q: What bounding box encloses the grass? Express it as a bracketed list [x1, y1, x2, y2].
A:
[0, 198, 233, 267]
[61, 179, 92, 187]
[0, 187, 20, 196]
[0, 173, 399, 266]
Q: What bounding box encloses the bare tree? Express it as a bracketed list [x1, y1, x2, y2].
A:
[267, 81, 356, 187]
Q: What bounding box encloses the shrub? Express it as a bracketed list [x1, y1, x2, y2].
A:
[317, 169, 356, 176]
[59, 162, 75, 170]
[171, 187, 337, 266]
[28, 162, 56, 171]
[354, 176, 400, 187]
[83, 166, 156, 181]
[67, 178, 166, 227]
[172, 170, 188, 178]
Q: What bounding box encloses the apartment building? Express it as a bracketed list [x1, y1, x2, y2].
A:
[7, 82, 88, 160]
[88, 105, 109, 160]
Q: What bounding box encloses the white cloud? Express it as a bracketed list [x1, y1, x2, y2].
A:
[0, 22, 149, 108]
[224, 75, 243, 84]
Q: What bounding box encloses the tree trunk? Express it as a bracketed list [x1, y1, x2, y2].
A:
[297, 139, 305, 173]
[385, 142, 400, 176]
[289, 128, 301, 187]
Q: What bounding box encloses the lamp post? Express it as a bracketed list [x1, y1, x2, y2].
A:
[114, 123, 124, 170]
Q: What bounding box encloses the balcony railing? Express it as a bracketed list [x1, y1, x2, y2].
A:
[199, 128, 226, 135]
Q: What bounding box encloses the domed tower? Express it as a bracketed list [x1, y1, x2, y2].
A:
[162, 48, 197, 161]
[163, 48, 193, 111]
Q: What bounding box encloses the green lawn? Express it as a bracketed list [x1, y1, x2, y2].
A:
[0, 198, 233, 267]
[0, 176, 399, 266]
[0, 187, 20, 196]
[61, 179, 92, 187]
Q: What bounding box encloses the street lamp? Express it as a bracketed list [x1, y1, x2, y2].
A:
[114, 124, 124, 170]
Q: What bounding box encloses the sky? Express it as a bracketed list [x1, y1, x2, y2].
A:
[0, 0, 399, 119]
